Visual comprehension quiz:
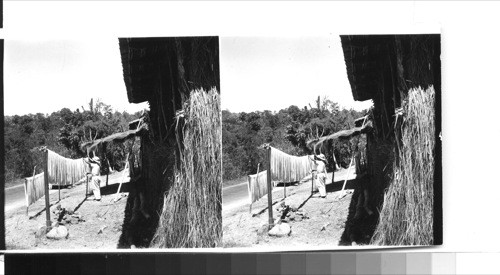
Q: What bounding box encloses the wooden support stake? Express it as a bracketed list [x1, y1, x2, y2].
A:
[311, 169, 315, 196]
[331, 146, 336, 185]
[43, 149, 51, 227]
[114, 153, 130, 202]
[266, 146, 273, 229]
[339, 156, 355, 198]
[103, 143, 109, 187]
[85, 174, 89, 199]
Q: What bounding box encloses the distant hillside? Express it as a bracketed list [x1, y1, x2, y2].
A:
[4, 99, 142, 183]
[222, 96, 367, 181]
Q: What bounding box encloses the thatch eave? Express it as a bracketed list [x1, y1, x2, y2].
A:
[306, 120, 373, 149]
[80, 123, 148, 151]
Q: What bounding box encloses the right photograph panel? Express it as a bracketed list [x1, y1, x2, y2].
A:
[221, 34, 441, 248]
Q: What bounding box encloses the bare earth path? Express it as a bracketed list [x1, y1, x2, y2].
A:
[222, 169, 356, 249]
[5, 171, 131, 250]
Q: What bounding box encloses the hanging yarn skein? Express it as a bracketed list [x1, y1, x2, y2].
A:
[24, 172, 45, 207]
[247, 170, 268, 204]
[269, 146, 314, 183]
[47, 149, 88, 187]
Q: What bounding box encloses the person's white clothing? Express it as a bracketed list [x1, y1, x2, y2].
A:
[86, 160, 101, 200]
[314, 160, 327, 197]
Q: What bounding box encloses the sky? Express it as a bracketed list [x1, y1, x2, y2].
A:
[220, 36, 373, 113]
[4, 39, 149, 116]
[5, 36, 372, 116]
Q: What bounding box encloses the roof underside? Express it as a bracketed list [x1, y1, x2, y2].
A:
[119, 38, 168, 104]
[119, 37, 220, 104]
[340, 35, 394, 102]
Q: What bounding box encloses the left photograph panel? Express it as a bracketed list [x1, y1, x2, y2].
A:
[4, 37, 222, 249]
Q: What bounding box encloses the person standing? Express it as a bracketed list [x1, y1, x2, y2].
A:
[84, 155, 102, 201]
[314, 154, 328, 198]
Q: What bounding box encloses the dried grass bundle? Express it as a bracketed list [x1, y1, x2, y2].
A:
[371, 86, 435, 245]
[151, 88, 221, 248]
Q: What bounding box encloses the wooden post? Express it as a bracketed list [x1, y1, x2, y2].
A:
[106, 170, 109, 187]
[43, 149, 51, 227]
[58, 179, 61, 202]
[85, 174, 89, 199]
[248, 175, 253, 215]
[266, 146, 273, 229]
[340, 156, 355, 198]
[114, 153, 130, 202]
[311, 167, 315, 196]
[331, 146, 336, 185]
[104, 143, 109, 187]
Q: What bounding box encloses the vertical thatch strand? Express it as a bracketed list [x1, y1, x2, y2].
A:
[371, 86, 435, 245]
[151, 88, 221, 248]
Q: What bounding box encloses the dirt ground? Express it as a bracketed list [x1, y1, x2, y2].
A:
[222, 171, 357, 249]
[5, 172, 132, 250]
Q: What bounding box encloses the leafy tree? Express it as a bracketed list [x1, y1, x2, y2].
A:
[222, 96, 368, 182]
[4, 99, 143, 183]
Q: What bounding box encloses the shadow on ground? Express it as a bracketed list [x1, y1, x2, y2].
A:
[335, 176, 379, 246]
[116, 180, 160, 249]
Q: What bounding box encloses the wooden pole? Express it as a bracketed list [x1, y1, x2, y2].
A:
[331, 146, 336, 185]
[114, 153, 130, 202]
[85, 174, 89, 199]
[43, 149, 51, 227]
[311, 166, 315, 196]
[266, 146, 273, 229]
[58, 177, 61, 202]
[339, 156, 355, 198]
[103, 143, 109, 187]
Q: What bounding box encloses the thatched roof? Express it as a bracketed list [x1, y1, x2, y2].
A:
[306, 120, 373, 148]
[340, 35, 441, 102]
[81, 123, 147, 151]
[340, 35, 391, 101]
[119, 37, 220, 104]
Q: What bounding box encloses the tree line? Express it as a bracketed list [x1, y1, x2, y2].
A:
[222, 96, 368, 181]
[4, 99, 143, 183]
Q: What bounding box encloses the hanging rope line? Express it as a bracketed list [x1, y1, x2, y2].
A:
[24, 172, 45, 207]
[270, 146, 314, 183]
[47, 149, 87, 187]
